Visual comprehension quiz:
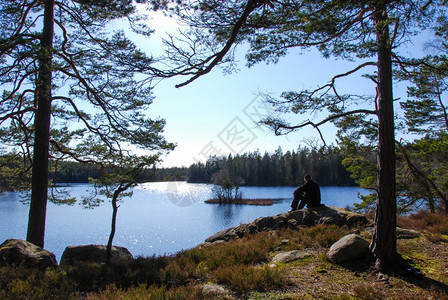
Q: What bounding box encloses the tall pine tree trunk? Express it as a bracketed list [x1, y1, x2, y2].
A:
[27, 0, 55, 248]
[370, 2, 398, 271]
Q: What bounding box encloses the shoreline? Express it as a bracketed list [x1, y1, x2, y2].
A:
[204, 198, 274, 206]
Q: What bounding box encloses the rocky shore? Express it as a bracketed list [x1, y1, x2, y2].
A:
[203, 205, 368, 243]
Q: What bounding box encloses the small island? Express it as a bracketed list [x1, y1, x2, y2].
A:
[205, 198, 273, 205]
[206, 176, 275, 206]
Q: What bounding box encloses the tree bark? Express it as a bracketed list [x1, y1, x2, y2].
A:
[370, 2, 398, 271]
[106, 190, 119, 266]
[106, 182, 132, 265]
[27, 0, 55, 248]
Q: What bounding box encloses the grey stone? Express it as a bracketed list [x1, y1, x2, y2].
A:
[236, 223, 258, 237]
[327, 234, 370, 264]
[272, 250, 311, 263]
[202, 283, 233, 298]
[346, 214, 370, 227]
[205, 227, 241, 243]
[318, 216, 341, 225]
[364, 227, 422, 239]
[0, 239, 58, 269]
[289, 209, 318, 225]
[60, 244, 133, 265]
[396, 227, 422, 239]
[253, 215, 278, 231]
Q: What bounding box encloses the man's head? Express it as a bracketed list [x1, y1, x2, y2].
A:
[304, 174, 311, 182]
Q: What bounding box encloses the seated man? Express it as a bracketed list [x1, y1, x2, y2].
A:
[290, 174, 321, 211]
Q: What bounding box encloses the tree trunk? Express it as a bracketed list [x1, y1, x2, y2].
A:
[106, 183, 132, 265]
[370, 2, 398, 271]
[106, 190, 119, 266]
[26, 0, 55, 248]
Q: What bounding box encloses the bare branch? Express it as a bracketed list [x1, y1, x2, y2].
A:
[175, 0, 271, 88]
[265, 108, 377, 145]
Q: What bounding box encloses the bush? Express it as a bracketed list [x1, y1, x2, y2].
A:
[213, 264, 288, 294]
[296, 224, 347, 248]
[398, 210, 448, 235]
[86, 284, 205, 300]
[0, 267, 77, 299]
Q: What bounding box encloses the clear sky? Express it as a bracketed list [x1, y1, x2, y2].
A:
[123, 10, 431, 168]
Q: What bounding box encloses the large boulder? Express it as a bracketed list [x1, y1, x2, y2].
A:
[0, 239, 58, 269]
[205, 206, 368, 243]
[60, 244, 133, 265]
[327, 234, 370, 264]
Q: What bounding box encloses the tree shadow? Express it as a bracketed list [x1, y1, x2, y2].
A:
[395, 257, 448, 294]
[402, 274, 448, 294]
[338, 254, 448, 294]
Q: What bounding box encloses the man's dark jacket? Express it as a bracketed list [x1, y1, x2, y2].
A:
[293, 179, 321, 208]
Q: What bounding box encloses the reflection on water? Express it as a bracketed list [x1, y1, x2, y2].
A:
[212, 204, 242, 229]
[0, 182, 370, 261]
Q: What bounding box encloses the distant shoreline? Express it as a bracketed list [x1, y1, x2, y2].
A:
[204, 198, 274, 206]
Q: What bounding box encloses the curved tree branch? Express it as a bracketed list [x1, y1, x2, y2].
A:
[175, 0, 272, 88]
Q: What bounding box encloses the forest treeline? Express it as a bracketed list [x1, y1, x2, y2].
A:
[48, 162, 188, 184]
[54, 146, 354, 186]
[188, 146, 354, 186]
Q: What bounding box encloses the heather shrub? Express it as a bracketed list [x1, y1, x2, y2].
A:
[296, 224, 347, 248]
[86, 284, 205, 300]
[213, 264, 289, 294]
[0, 267, 77, 300]
[171, 231, 277, 274]
[398, 210, 448, 235]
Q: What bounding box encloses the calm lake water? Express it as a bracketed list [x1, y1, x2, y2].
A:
[0, 182, 370, 261]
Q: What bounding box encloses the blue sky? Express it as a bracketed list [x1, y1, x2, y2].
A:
[123, 12, 431, 168]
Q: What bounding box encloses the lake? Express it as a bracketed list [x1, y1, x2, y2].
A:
[0, 182, 370, 261]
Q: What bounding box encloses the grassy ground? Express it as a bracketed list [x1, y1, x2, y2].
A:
[1, 211, 448, 299]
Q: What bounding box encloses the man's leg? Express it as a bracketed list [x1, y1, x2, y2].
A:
[290, 194, 299, 210]
[297, 198, 307, 210]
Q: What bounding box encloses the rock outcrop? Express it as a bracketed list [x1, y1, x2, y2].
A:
[0, 239, 58, 269]
[60, 244, 133, 265]
[327, 234, 370, 264]
[205, 206, 368, 243]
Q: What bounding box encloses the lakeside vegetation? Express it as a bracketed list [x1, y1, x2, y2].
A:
[1, 211, 447, 299]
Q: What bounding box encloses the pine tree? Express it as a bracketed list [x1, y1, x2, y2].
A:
[0, 0, 174, 247]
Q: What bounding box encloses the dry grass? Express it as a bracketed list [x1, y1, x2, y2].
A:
[1, 213, 448, 299]
[398, 210, 448, 235]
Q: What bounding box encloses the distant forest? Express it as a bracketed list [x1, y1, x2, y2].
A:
[46, 146, 354, 187]
[48, 162, 188, 184]
[187, 147, 355, 186]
